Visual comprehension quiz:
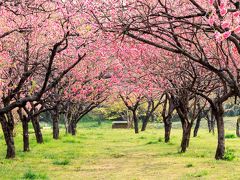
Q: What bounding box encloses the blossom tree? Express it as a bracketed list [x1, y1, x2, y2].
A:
[0, 0, 94, 158]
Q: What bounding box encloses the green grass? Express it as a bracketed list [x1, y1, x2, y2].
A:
[225, 134, 236, 139]
[0, 118, 240, 179]
[52, 159, 70, 165]
[22, 170, 48, 180]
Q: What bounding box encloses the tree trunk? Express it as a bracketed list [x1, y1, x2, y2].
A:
[193, 115, 201, 137]
[207, 114, 212, 133]
[141, 115, 150, 131]
[52, 110, 59, 140]
[163, 116, 172, 143]
[133, 111, 139, 134]
[213, 102, 225, 160]
[206, 110, 215, 134]
[162, 94, 175, 143]
[22, 116, 30, 152]
[211, 117, 215, 135]
[67, 122, 73, 134]
[67, 121, 77, 136]
[176, 104, 192, 153]
[236, 118, 240, 137]
[71, 122, 76, 136]
[0, 115, 15, 158]
[180, 121, 192, 153]
[127, 111, 133, 128]
[31, 116, 43, 144]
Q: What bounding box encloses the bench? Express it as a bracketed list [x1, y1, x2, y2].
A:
[112, 121, 128, 129]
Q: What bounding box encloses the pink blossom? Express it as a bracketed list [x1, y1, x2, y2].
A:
[233, 11, 240, 18]
[220, 8, 227, 16]
[209, 0, 214, 5]
[208, 17, 215, 26]
[220, 2, 225, 9]
[234, 26, 240, 33]
[221, 22, 230, 29]
[214, 32, 222, 42]
[223, 31, 231, 39]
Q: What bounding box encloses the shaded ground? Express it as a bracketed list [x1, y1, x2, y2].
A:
[0, 118, 239, 179]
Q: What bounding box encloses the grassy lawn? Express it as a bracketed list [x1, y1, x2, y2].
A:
[0, 118, 240, 180]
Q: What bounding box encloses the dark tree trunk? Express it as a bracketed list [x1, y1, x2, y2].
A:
[141, 115, 150, 131]
[22, 116, 30, 152]
[207, 114, 212, 133]
[0, 115, 15, 158]
[176, 103, 192, 153]
[212, 102, 225, 160]
[207, 110, 215, 134]
[163, 116, 172, 143]
[68, 121, 77, 136]
[18, 108, 30, 152]
[53, 116, 59, 139]
[133, 111, 139, 134]
[71, 122, 76, 136]
[67, 122, 73, 134]
[51, 110, 59, 140]
[162, 94, 175, 143]
[31, 116, 43, 144]
[180, 121, 192, 153]
[211, 117, 215, 135]
[236, 118, 240, 137]
[193, 115, 201, 137]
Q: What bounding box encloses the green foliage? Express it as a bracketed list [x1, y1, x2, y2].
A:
[225, 134, 236, 139]
[53, 159, 70, 165]
[223, 148, 235, 161]
[92, 100, 127, 121]
[22, 170, 48, 180]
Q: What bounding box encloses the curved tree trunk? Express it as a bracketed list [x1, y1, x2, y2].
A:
[212, 102, 225, 160]
[0, 114, 15, 158]
[176, 104, 192, 153]
[181, 121, 192, 152]
[163, 116, 172, 143]
[32, 116, 43, 144]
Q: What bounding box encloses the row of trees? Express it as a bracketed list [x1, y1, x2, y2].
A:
[91, 0, 240, 159]
[0, 0, 240, 161]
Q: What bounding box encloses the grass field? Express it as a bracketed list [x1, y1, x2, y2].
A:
[0, 118, 240, 180]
